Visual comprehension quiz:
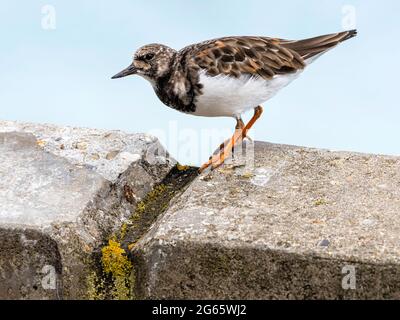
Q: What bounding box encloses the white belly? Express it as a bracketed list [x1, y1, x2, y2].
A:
[193, 70, 302, 118]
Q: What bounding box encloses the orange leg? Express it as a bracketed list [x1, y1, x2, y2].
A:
[242, 106, 263, 138]
[216, 118, 245, 153]
[199, 106, 264, 173]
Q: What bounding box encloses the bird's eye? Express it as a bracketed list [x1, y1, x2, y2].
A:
[143, 53, 155, 61]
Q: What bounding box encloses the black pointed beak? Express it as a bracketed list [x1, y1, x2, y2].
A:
[111, 64, 137, 79]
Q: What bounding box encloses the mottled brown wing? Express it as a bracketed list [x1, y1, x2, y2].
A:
[190, 36, 306, 80]
[189, 30, 357, 80]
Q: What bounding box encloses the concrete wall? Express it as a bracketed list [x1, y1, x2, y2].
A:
[1, 120, 400, 299]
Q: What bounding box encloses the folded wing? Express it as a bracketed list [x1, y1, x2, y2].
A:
[188, 30, 357, 80]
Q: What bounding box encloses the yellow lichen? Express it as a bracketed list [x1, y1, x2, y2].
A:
[314, 199, 327, 206]
[177, 164, 190, 171]
[101, 239, 133, 300]
[135, 202, 146, 216]
[119, 223, 128, 240]
[152, 184, 167, 195]
[131, 184, 168, 221]
[127, 242, 137, 251]
[102, 239, 131, 277]
[36, 139, 46, 147]
[88, 169, 195, 300]
[241, 172, 255, 179]
[219, 167, 234, 174]
[86, 271, 105, 300]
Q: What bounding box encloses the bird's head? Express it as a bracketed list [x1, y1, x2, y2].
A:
[112, 44, 176, 83]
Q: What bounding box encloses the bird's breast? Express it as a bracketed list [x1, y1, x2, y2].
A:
[192, 70, 302, 118]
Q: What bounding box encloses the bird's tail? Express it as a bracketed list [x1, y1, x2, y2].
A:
[281, 30, 357, 61]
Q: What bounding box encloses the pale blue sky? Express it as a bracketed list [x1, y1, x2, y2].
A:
[1, 1, 399, 165]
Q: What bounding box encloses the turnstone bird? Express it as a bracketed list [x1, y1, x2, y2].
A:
[112, 30, 357, 172]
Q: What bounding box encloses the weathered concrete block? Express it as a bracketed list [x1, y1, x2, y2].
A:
[0, 120, 174, 299]
[2, 119, 400, 300]
[133, 142, 400, 299]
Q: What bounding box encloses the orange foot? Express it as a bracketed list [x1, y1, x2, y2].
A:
[199, 106, 263, 173]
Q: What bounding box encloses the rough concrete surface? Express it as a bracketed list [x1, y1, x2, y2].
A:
[2, 119, 400, 300]
[133, 142, 400, 299]
[0, 120, 174, 299]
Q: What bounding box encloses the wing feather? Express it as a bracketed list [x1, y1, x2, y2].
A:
[186, 30, 356, 80]
[188, 36, 306, 80]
